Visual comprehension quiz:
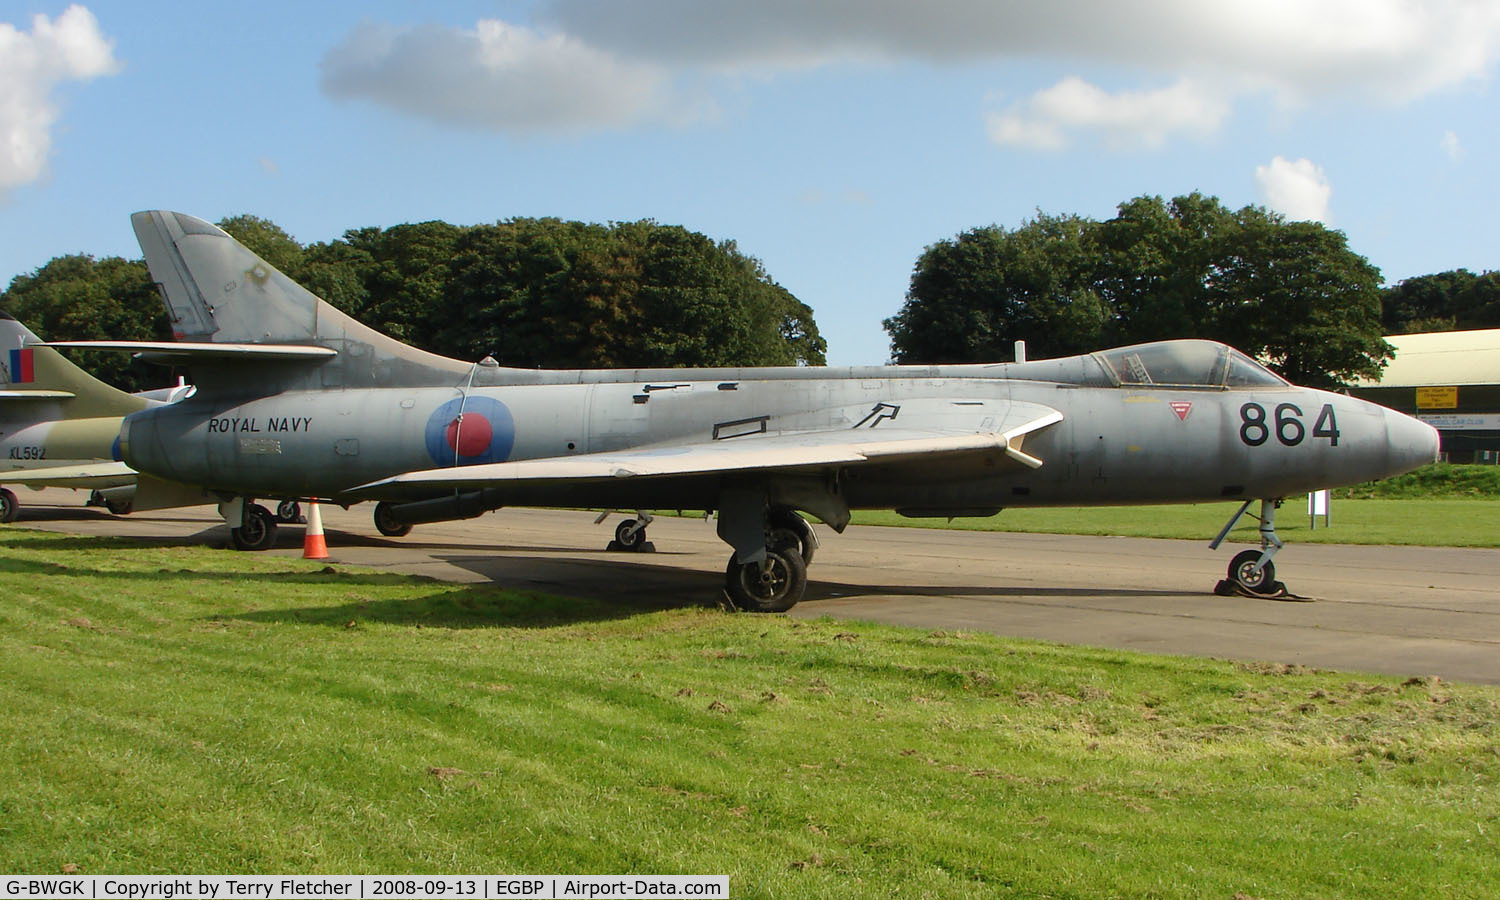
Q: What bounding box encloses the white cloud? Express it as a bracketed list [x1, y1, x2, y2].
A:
[320, 19, 693, 134]
[540, 0, 1500, 102]
[0, 5, 119, 194]
[1255, 156, 1333, 223]
[987, 77, 1229, 151]
[324, 2, 1500, 144]
[1441, 130, 1465, 161]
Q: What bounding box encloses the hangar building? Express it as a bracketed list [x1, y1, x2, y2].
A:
[1349, 328, 1500, 463]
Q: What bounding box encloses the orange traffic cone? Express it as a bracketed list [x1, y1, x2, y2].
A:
[303, 501, 329, 559]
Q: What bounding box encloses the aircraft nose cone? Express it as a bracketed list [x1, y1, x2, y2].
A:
[1385, 408, 1441, 474]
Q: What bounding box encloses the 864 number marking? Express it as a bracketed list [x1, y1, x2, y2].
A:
[1239, 402, 1339, 447]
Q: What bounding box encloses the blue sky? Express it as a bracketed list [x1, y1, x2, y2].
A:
[3, 1, 1498, 365]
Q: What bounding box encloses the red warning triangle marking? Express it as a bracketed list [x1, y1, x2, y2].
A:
[1169, 401, 1192, 421]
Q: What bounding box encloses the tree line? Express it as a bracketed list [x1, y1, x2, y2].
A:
[887, 193, 1498, 386]
[1, 215, 827, 391]
[885, 193, 1495, 387]
[3, 197, 1493, 392]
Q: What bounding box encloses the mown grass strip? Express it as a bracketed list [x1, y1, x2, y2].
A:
[2, 529, 1497, 898]
[850, 497, 1500, 546]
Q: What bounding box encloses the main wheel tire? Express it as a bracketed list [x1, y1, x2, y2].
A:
[614, 518, 648, 551]
[276, 500, 302, 523]
[373, 501, 412, 537]
[230, 504, 278, 551]
[0, 488, 17, 524]
[1229, 549, 1277, 594]
[105, 499, 133, 516]
[725, 547, 807, 613]
[768, 509, 815, 565]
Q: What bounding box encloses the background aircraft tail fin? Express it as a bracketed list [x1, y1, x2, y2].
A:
[131, 211, 468, 387]
[0, 311, 148, 419]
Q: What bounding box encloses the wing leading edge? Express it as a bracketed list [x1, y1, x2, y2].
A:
[351, 402, 1064, 498]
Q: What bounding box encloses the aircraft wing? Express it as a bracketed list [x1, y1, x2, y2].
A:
[0, 460, 136, 487]
[352, 403, 1063, 496]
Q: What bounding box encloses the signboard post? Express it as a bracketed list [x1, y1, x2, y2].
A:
[1308, 489, 1330, 529]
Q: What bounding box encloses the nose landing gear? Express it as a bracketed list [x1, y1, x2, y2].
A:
[600, 510, 657, 552]
[1211, 498, 1303, 598]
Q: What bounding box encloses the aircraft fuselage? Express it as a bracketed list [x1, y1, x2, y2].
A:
[119, 369, 1435, 514]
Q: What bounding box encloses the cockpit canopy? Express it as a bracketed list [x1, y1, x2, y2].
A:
[1093, 340, 1287, 389]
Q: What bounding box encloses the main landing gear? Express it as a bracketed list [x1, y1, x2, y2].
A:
[595, 506, 819, 610]
[0, 488, 17, 524]
[1210, 498, 1293, 597]
[721, 504, 820, 613]
[227, 500, 278, 551]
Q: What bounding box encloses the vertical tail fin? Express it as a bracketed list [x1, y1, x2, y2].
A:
[131, 210, 467, 387]
[0, 311, 147, 418]
[131, 211, 318, 342]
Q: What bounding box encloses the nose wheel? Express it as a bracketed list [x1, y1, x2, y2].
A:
[604, 510, 656, 552]
[1227, 549, 1278, 594]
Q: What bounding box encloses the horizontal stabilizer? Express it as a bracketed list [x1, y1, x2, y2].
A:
[42, 341, 338, 364]
[352, 404, 1063, 498]
[0, 389, 76, 400]
[1, 460, 135, 486]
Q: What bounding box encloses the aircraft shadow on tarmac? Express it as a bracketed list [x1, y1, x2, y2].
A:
[230, 586, 679, 630]
[15, 506, 120, 523]
[802, 581, 1208, 602]
[7, 511, 1211, 619]
[433, 548, 1212, 607]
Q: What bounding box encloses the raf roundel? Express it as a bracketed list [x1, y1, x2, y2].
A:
[423, 396, 516, 466]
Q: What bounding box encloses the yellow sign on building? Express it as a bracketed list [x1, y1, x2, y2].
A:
[1416, 386, 1458, 409]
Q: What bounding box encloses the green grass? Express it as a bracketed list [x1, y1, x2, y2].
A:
[850, 498, 1500, 546]
[1335, 462, 1500, 499]
[2, 530, 1498, 897]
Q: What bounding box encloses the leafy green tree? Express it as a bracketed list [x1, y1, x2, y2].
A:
[885, 212, 1107, 363]
[887, 193, 1392, 385]
[436, 218, 824, 368]
[1382, 269, 1500, 333]
[2, 212, 823, 381]
[0, 255, 168, 391]
[1207, 218, 1388, 385]
[217, 215, 304, 275]
[1097, 192, 1242, 344]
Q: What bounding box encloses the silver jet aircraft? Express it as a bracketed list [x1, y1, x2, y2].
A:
[61, 211, 1440, 610]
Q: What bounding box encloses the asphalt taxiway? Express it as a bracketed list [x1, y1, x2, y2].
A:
[10, 487, 1500, 684]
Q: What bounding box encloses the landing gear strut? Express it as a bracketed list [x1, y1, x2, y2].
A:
[1211, 498, 1287, 596]
[715, 489, 817, 611]
[768, 508, 817, 565]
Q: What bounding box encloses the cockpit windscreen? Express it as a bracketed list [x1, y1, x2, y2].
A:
[1094, 341, 1286, 389]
